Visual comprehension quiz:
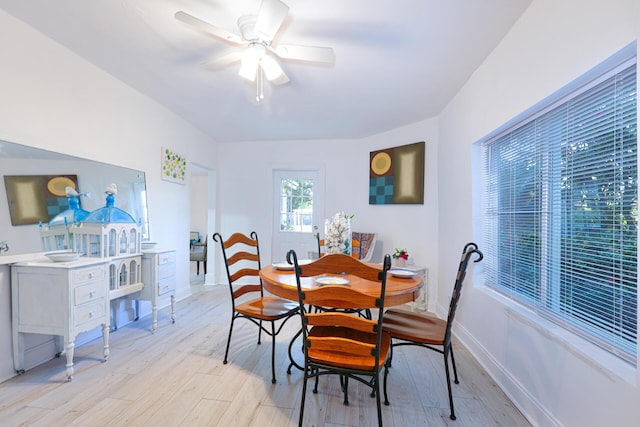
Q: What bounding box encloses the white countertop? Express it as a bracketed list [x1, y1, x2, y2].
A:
[0, 252, 50, 266]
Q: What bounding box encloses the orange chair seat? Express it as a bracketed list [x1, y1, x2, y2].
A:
[307, 326, 390, 371]
[382, 308, 446, 345]
[236, 297, 299, 320]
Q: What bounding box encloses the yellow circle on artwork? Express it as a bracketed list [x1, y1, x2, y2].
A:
[371, 152, 392, 175]
[47, 177, 76, 196]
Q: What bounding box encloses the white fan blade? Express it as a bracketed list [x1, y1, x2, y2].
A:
[261, 55, 289, 85]
[254, 0, 289, 41]
[204, 51, 243, 70]
[175, 11, 246, 45]
[274, 44, 335, 64]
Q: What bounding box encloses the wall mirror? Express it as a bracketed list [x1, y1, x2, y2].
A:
[0, 139, 149, 255]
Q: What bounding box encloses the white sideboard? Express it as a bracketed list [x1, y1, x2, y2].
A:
[138, 249, 176, 332]
[399, 265, 429, 312]
[11, 258, 110, 381]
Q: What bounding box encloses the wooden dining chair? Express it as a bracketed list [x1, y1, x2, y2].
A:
[287, 251, 393, 427]
[382, 242, 483, 420]
[316, 232, 361, 259]
[212, 231, 299, 384]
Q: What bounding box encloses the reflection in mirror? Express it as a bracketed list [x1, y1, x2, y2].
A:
[0, 139, 150, 255]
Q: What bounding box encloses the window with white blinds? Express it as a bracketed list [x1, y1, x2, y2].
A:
[481, 59, 637, 362]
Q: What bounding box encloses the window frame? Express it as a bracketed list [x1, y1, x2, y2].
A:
[479, 51, 638, 364]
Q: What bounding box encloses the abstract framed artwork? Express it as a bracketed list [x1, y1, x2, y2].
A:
[3, 174, 80, 225]
[369, 141, 425, 205]
[161, 147, 187, 184]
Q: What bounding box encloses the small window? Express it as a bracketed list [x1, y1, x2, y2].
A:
[279, 178, 314, 232]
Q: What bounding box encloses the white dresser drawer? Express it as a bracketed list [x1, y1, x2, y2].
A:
[72, 266, 104, 284]
[74, 281, 105, 306]
[158, 262, 175, 280]
[157, 252, 175, 266]
[157, 277, 176, 296]
[74, 300, 106, 327]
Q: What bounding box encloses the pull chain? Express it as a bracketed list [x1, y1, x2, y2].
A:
[256, 65, 264, 102]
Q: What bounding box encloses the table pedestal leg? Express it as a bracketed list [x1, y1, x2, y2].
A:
[287, 328, 304, 374]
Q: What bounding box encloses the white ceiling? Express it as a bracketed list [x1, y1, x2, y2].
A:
[0, 0, 531, 143]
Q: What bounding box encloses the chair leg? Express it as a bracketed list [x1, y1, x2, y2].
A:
[341, 375, 349, 405]
[270, 321, 277, 384]
[374, 373, 383, 427]
[257, 320, 262, 345]
[223, 316, 236, 364]
[449, 345, 460, 384]
[383, 359, 390, 406]
[203, 260, 207, 275]
[299, 366, 309, 427]
[444, 353, 457, 420]
[196, 261, 200, 275]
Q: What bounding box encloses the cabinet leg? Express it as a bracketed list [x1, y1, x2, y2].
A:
[152, 304, 157, 333]
[65, 341, 75, 381]
[171, 295, 176, 324]
[102, 323, 110, 362]
[134, 300, 140, 321]
[110, 300, 119, 331]
[12, 331, 24, 374]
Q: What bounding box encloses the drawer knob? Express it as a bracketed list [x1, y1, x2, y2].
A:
[89, 291, 95, 298]
[89, 311, 93, 318]
[89, 273, 94, 279]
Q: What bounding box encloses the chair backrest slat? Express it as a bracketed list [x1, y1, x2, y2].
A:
[308, 337, 376, 357]
[227, 251, 260, 265]
[301, 284, 379, 310]
[298, 252, 381, 281]
[229, 268, 260, 283]
[306, 312, 377, 333]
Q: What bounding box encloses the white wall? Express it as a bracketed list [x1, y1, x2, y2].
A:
[438, 1, 640, 426]
[0, 9, 218, 302]
[216, 120, 439, 304]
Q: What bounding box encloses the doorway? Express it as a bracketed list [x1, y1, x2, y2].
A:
[190, 164, 216, 284]
[271, 169, 324, 263]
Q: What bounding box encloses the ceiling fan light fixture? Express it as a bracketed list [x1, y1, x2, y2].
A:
[261, 55, 283, 81]
[238, 44, 265, 81]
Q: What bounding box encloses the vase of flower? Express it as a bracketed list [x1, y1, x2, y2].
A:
[325, 212, 353, 255]
[393, 248, 409, 267]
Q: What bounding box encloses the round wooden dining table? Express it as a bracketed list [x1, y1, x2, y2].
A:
[260, 263, 424, 307]
[260, 262, 424, 373]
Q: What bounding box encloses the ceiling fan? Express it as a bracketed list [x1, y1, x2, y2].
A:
[175, 0, 335, 101]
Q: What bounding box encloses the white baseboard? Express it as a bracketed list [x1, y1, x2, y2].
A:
[454, 322, 560, 427]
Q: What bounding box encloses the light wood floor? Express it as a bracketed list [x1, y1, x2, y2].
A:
[0, 282, 531, 426]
